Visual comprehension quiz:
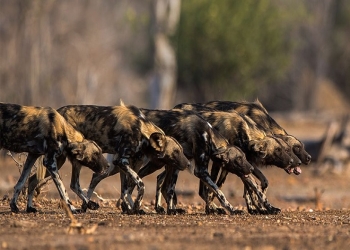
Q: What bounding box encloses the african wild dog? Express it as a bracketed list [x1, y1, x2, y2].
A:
[173, 104, 297, 214]
[177, 100, 311, 167]
[0, 103, 109, 213]
[128, 108, 264, 215]
[28, 103, 190, 214]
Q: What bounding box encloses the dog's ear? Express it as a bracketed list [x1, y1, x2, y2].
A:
[213, 146, 229, 163]
[149, 132, 166, 153]
[249, 140, 267, 158]
[68, 142, 86, 161]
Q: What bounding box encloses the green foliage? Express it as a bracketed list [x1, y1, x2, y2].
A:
[174, 0, 291, 100]
[330, 0, 350, 96]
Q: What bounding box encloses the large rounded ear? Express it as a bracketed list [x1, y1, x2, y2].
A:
[249, 140, 267, 158]
[149, 132, 166, 152]
[213, 146, 229, 163]
[67, 142, 86, 161]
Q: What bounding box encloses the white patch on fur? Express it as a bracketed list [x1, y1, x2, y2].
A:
[202, 132, 208, 142]
[206, 121, 213, 128]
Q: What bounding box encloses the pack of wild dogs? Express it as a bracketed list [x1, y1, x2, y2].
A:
[0, 100, 311, 216]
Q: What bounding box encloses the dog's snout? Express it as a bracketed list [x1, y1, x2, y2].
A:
[306, 155, 312, 162]
[289, 158, 294, 165]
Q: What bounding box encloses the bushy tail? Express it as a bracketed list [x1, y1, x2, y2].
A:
[36, 155, 46, 182]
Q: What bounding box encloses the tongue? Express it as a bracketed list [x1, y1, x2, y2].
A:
[293, 167, 302, 175]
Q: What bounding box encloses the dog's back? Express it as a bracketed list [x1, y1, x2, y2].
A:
[58, 104, 164, 153]
[0, 103, 85, 153]
[141, 108, 229, 159]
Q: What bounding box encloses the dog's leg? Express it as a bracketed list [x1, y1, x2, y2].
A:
[117, 156, 145, 215]
[164, 168, 184, 215]
[124, 161, 165, 214]
[27, 153, 67, 213]
[69, 160, 99, 213]
[242, 176, 262, 214]
[43, 150, 77, 213]
[86, 163, 120, 199]
[241, 175, 281, 215]
[120, 172, 135, 213]
[204, 163, 227, 215]
[252, 166, 269, 193]
[194, 167, 243, 215]
[10, 154, 39, 213]
[155, 170, 167, 214]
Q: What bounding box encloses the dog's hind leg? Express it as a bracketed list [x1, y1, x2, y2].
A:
[10, 154, 40, 213]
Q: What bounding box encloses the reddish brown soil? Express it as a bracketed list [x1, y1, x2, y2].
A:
[1, 155, 350, 250]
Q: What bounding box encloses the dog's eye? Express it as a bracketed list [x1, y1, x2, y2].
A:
[294, 146, 300, 151]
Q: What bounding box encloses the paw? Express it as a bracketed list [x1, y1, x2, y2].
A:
[72, 208, 85, 214]
[267, 206, 281, 215]
[68, 204, 79, 214]
[155, 206, 166, 214]
[205, 204, 218, 215]
[121, 201, 129, 213]
[87, 200, 99, 210]
[216, 208, 227, 215]
[135, 209, 146, 215]
[10, 203, 19, 213]
[81, 202, 88, 213]
[247, 208, 260, 215]
[176, 208, 186, 215]
[230, 209, 244, 215]
[26, 206, 38, 213]
[167, 209, 177, 215]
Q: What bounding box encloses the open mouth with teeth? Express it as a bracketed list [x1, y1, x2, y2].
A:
[285, 166, 302, 175]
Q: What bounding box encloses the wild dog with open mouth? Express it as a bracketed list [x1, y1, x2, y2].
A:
[28, 103, 190, 214]
[175, 101, 309, 178]
[173, 104, 297, 214]
[180, 100, 312, 168]
[0, 103, 109, 213]
[128, 108, 262, 215]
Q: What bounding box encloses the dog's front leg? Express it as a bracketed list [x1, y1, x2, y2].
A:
[194, 167, 243, 215]
[251, 166, 269, 193]
[69, 160, 100, 213]
[204, 163, 228, 215]
[44, 151, 77, 213]
[163, 167, 185, 215]
[241, 175, 281, 215]
[86, 162, 120, 201]
[10, 154, 39, 213]
[155, 170, 167, 214]
[118, 157, 145, 215]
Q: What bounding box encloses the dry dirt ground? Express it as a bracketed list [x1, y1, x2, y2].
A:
[0, 115, 350, 250]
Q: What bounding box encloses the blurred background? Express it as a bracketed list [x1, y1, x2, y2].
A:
[0, 0, 349, 112]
